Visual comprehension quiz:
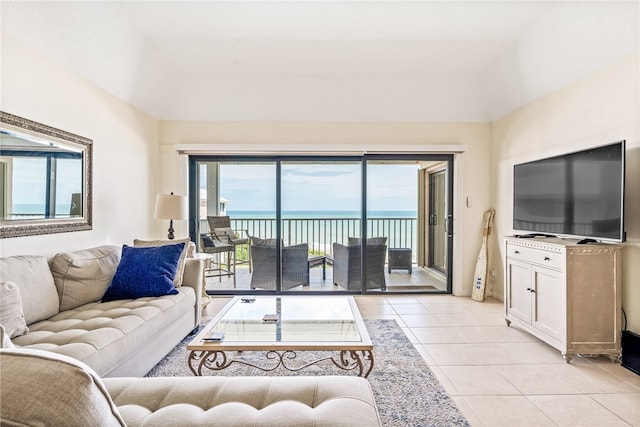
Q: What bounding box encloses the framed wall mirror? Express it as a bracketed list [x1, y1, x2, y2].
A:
[0, 112, 92, 238]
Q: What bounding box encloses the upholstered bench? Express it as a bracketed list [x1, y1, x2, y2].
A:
[0, 348, 382, 427]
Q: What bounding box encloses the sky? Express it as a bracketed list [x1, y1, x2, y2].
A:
[207, 162, 419, 212]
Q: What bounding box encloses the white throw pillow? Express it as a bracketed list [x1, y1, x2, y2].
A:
[0, 281, 29, 338]
[0, 325, 15, 349]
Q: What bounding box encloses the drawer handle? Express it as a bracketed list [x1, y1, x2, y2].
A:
[544, 256, 550, 261]
[526, 287, 536, 293]
[514, 250, 520, 254]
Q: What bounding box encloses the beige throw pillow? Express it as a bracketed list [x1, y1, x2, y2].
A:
[0, 282, 29, 338]
[0, 348, 125, 426]
[49, 245, 122, 311]
[133, 238, 190, 287]
[0, 256, 59, 325]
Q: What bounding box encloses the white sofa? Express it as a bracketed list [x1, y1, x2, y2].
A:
[0, 243, 204, 377]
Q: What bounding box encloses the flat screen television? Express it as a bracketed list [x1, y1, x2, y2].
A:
[513, 140, 625, 242]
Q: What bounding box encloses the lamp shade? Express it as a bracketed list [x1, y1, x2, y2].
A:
[154, 193, 188, 220]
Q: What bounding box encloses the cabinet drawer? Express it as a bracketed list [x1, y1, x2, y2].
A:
[506, 244, 565, 270]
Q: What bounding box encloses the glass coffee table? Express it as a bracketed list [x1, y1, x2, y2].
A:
[187, 296, 374, 377]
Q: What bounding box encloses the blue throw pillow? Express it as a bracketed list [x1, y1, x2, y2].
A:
[102, 243, 184, 302]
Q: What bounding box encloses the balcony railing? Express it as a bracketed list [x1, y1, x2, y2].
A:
[199, 217, 417, 260]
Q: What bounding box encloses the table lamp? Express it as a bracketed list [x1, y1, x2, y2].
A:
[154, 192, 188, 239]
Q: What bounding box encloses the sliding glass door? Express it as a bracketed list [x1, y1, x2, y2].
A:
[192, 159, 277, 292]
[189, 154, 453, 295]
[364, 155, 452, 293]
[429, 169, 448, 274]
[280, 160, 361, 292]
[365, 161, 419, 291]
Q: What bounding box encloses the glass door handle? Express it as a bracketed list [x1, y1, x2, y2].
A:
[444, 215, 453, 237]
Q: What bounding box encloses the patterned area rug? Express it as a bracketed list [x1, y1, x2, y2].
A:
[147, 319, 469, 427]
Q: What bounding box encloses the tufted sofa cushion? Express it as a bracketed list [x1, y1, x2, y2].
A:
[104, 375, 382, 427]
[11, 286, 196, 376]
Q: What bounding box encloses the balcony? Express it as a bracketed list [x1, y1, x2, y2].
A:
[198, 217, 446, 292]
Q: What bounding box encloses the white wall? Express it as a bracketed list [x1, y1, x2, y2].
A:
[4, 28, 634, 318]
[0, 34, 160, 257]
[0, 32, 494, 298]
[159, 121, 493, 296]
[490, 53, 640, 331]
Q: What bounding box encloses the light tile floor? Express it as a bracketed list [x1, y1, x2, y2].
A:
[202, 295, 640, 427]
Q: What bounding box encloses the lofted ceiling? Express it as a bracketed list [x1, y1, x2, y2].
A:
[1, 1, 638, 122]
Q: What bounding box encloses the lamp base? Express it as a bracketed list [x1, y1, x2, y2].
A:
[167, 219, 175, 240]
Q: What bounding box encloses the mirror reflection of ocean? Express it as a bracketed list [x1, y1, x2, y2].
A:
[11, 203, 71, 214]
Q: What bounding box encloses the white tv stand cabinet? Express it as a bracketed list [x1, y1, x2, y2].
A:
[503, 236, 622, 362]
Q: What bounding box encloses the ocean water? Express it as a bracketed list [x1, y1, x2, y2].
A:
[227, 210, 417, 219]
[224, 210, 418, 253]
[11, 203, 71, 215]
